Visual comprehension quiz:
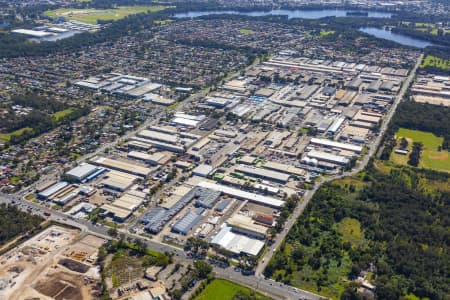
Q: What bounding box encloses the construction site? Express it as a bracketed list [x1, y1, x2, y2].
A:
[0, 226, 105, 300]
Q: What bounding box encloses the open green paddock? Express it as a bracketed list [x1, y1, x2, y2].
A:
[193, 279, 272, 300]
[44, 5, 170, 24]
[390, 128, 450, 172]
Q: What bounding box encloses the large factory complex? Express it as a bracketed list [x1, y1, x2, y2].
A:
[32, 54, 409, 257]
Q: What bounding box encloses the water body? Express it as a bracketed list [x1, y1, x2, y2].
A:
[174, 9, 392, 19]
[359, 27, 432, 48]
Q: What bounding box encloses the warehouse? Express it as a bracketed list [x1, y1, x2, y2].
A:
[327, 117, 345, 136]
[171, 209, 204, 235]
[211, 226, 265, 256]
[65, 163, 101, 182]
[112, 194, 143, 211]
[100, 204, 132, 222]
[101, 171, 138, 192]
[310, 138, 363, 153]
[353, 110, 381, 124]
[137, 130, 178, 145]
[127, 141, 152, 151]
[126, 82, 161, 98]
[38, 181, 69, 200]
[192, 164, 215, 177]
[227, 214, 268, 239]
[198, 181, 284, 208]
[191, 138, 210, 151]
[93, 157, 152, 177]
[171, 117, 199, 128]
[340, 126, 369, 143]
[215, 199, 232, 213]
[306, 150, 350, 165]
[131, 137, 185, 153]
[262, 161, 306, 177]
[235, 165, 290, 183]
[193, 187, 221, 209]
[127, 151, 166, 165]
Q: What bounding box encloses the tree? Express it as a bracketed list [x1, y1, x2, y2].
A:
[107, 226, 118, 237]
[400, 137, 408, 149]
[193, 260, 213, 279]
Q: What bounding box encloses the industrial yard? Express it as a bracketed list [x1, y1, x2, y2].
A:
[25, 51, 415, 264]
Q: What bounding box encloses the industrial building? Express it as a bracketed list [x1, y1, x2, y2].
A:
[100, 204, 132, 222]
[101, 171, 139, 192]
[171, 208, 204, 235]
[211, 226, 265, 256]
[235, 165, 290, 183]
[197, 181, 284, 208]
[309, 138, 363, 153]
[65, 163, 105, 182]
[305, 150, 350, 165]
[127, 151, 166, 165]
[227, 213, 268, 239]
[192, 164, 215, 177]
[37, 181, 69, 200]
[262, 161, 306, 178]
[93, 157, 152, 177]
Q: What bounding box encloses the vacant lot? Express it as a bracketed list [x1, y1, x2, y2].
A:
[44, 6, 170, 24]
[194, 279, 272, 300]
[390, 128, 450, 172]
[105, 249, 146, 287]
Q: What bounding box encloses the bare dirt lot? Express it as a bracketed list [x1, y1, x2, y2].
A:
[0, 226, 104, 300]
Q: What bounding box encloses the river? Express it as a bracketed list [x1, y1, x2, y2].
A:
[359, 27, 433, 48]
[174, 9, 392, 19]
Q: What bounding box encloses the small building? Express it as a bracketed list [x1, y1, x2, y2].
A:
[192, 164, 214, 177]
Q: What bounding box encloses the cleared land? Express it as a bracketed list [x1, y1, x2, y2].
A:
[390, 128, 450, 172]
[194, 279, 272, 300]
[44, 6, 170, 24]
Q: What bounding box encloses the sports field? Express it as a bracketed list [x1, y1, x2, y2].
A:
[194, 279, 271, 300]
[44, 5, 170, 24]
[390, 128, 450, 172]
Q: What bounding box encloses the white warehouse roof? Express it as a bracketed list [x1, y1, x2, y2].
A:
[198, 181, 284, 208]
[66, 163, 99, 180]
[307, 150, 349, 165]
[211, 226, 264, 256]
[310, 137, 363, 153]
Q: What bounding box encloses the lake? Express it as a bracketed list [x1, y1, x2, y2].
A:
[359, 27, 433, 48]
[174, 9, 392, 19]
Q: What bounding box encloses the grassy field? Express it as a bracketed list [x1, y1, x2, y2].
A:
[53, 108, 75, 122]
[420, 55, 450, 72]
[194, 279, 271, 300]
[319, 30, 335, 37]
[44, 5, 170, 24]
[390, 128, 450, 172]
[239, 29, 254, 35]
[106, 248, 146, 287]
[0, 127, 34, 142]
[336, 217, 363, 247]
